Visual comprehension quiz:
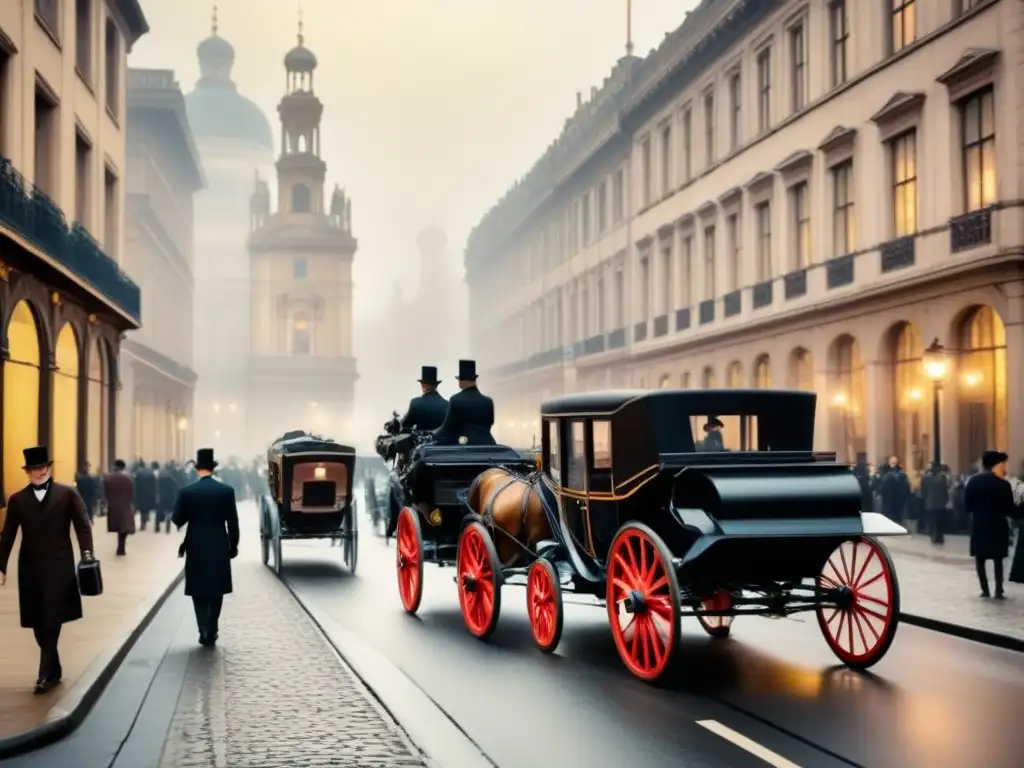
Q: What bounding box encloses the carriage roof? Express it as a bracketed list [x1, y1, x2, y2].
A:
[540, 388, 815, 418]
[267, 432, 356, 460]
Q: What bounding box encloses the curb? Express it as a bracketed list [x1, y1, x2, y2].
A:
[281, 575, 494, 768]
[0, 567, 185, 760]
[901, 612, 1024, 653]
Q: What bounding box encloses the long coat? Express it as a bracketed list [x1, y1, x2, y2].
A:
[400, 390, 448, 432]
[966, 471, 1022, 559]
[157, 472, 179, 512]
[0, 482, 95, 628]
[103, 471, 136, 534]
[134, 467, 157, 511]
[173, 476, 240, 597]
[433, 386, 496, 446]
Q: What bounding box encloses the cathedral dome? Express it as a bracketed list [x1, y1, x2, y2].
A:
[285, 44, 317, 73]
[197, 33, 234, 64]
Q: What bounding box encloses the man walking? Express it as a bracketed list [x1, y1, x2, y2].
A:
[966, 450, 1022, 598]
[921, 460, 951, 544]
[134, 460, 158, 530]
[0, 446, 95, 693]
[103, 459, 136, 555]
[173, 448, 240, 646]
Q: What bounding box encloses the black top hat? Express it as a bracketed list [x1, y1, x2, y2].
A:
[418, 365, 441, 385]
[456, 359, 478, 381]
[22, 445, 52, 469]
[702, 416, 725, 432]
[195, 448, 218, 470]
[982, 449, 1008, 470]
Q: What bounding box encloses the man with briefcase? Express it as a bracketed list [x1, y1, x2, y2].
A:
[0, 446, 99, 694]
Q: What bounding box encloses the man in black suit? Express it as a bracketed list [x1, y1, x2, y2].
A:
[966, 450, 1022, 598]
[433, 360, 496, 446]
[173, 448, 240, 646]
[399, 366, 448, 432]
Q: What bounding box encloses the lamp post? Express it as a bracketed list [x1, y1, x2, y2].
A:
[922, 338, 949, 464]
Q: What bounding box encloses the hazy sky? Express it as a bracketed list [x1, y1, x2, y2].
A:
[130, 0, 698, 322]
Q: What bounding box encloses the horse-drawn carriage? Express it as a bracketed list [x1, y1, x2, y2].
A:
[404, 389, 907, 682]
[259, 431, 358, 575]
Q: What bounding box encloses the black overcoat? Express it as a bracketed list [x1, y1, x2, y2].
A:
[0, 483, 95, 628]
[173, 476, 240, 597]
[400, 390, 448, 432]
[433, 386, 496, 446]
[965, 471, 1022, 559]
[134, 467, 158, 511]
[157, 472, 179, 512]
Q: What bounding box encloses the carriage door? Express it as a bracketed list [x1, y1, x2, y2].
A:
[561, 420, 591, 554]
[587, 420, 617, 559]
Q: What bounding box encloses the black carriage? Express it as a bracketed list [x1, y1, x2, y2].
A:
[454, 389, 908, 682]
[259, 431, 358, 575]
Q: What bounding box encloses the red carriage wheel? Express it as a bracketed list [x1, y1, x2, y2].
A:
[527, 559, 563, 653]
[816, 537, 900, 669]
[697, 591, 734, 638]
[606, 523, 681, 682]
[457, 522, 503, 639]
[396, 507, 424, 614]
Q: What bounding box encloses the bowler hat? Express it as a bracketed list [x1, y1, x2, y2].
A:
[195, 448, 218, 470]
[982, 449, 1009, 470]
[22, 445, 52, 469]
[418, 365, 441, 385]
[702, 416, 725, 432]
[456, 359, 478, 381]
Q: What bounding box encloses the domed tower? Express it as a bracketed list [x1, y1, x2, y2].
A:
[246, 13, 358, 446]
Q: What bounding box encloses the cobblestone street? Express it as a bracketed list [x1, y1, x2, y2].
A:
[158, 555, 427, 767]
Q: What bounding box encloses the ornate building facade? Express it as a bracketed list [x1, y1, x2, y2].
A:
[120, 68, 204, 463]
[467, 0, 1023, 473]
[184, 13, 274, 458]
[246, 29, 358, 446]
[0, 0, 147, 517]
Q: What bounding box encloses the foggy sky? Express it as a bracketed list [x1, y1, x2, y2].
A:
[129, 0, 699, 323]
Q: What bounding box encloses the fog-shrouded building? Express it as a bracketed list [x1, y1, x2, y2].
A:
[185, 13, 274, 459]
[246, 29, 358, 446]
[466, 0, 1024, 474]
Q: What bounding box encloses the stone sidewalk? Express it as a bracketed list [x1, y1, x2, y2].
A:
[0, 518, 183, 739]
[883, 533, 1024, 641]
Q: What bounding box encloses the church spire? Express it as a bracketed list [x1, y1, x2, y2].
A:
[297, 3, 304, 45]
[212, 3, 219, 36]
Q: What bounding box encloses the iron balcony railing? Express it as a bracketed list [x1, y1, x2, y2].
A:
[0, 156, 141, 323]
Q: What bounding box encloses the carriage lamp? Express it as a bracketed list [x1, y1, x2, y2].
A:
[314, 465, 327, 479]
[922, 338, 948, 464]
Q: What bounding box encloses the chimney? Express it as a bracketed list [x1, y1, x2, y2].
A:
[576, 91, 583, 108]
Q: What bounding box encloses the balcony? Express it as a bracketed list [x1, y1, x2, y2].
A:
[752, 280, 773, 309]
[879, 235, 915, 273]
[950, 207, 993, 253]
[784, 269, 807, 300]
[583, 334, 606, 356]
[608, 327, 626, 350]
[675, 307, 691, 331]
[723, 290, 741, 318]
[699, 299, 715, 325]
[634, 321, 647, 342]
[653, 314, 669, 337]
[826, 254, 854, 289]
[0, 157, 141, 325]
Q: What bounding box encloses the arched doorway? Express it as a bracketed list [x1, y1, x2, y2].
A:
[726, 361, 743, 388]
[3, 301, 42, 513]
[957, 305, 1007, 469]
[86, 337, 108, 471]
[890, 322, 927, 473]
[658, 373, 672, 389]
[754, 354, 771, 388]
[701, 366, 716, 388]
[680, 371, 691, 389]
[789, 347, 813, 390]
[52, 323, 81, 484]
[828, 335, 867, 463]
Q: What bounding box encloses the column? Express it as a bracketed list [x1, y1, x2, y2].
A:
[1004, 284, 1024, 466]
[863, 360, 891, 465]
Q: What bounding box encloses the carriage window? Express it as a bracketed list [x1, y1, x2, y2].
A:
[592, 420, 612, 469]
[290, 461, 348, 510]
[567, 420, 586, 489]
[690, 414, 760, 452]
[547, 420, 561, 483]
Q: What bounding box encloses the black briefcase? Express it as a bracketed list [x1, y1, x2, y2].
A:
[77, 554, 103, 597]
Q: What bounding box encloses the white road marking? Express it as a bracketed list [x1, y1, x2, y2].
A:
[696, 720, 803, 767]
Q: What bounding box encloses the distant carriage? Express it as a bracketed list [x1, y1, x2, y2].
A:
[259, 431, 358, 575]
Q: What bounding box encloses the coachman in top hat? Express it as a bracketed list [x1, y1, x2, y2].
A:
[432, 360, 496, 446]
[0, 445, 95, 694]
[398, 365, 448, 432]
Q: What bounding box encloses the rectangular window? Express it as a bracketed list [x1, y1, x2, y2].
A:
[756, 202, 772, 280]
[74, 132, 91, 224]
[613, 269, 625, 327]
[581, 193, 591, 246]
[757, 49, 772, 133]
[703, 91, 715, 166]
[104, 18, 120, 116]
[891, 0, 916, 54]
[703, 226, 716, 300]
[547, 421, 561, 483]
[640, 137, 652, 208]
[76, 0, 92, 81]
[961, 88, 996, 211]
[829, 1, 848, 87]
[35, 0, 60, 39]
[567, 420, 586, 489]
[597, 181, 608, 233]
[891, 131, 918, 236]
[680, 235, 693, 306]
[592, 420, 612, 470]
[681, 107, 692, 183]
[790, 23, 806, 113]
[728, 73, 741, 151]
[103, 166, 118, 257]
[639, 256, 651, 319]
[660, 122, 672, 196]
[293, 259, 308, 279]
[726, 214, 740, 291]
[660, 242, 672, 313]
[833, 161, 855, 255]
[792, 182, 811, 268]
[34, 88, 58, 197]
[612, 168, 624, 223]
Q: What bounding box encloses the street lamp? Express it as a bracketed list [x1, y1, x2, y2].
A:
[923, 338, 949, 464]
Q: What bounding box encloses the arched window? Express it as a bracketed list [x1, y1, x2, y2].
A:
[291, 313, 311, 355]
[828, 335, 866, 463]
[754, 355, 771, 388]
[291, 183, 311, 213]
[53, 323, 81, 483]
[789, 347, 813, 391]
[726, 361, 743, 388]
[701, 366, 716, 388]
[891, 322, 926, 472]
[3, 301, 42, 511]
[87, 338, 109, 470]
[658, 374, 672, 389]
[680, 371, 691, 389]
[958, 305, 1007, 467]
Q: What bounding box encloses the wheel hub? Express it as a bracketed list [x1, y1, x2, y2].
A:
[623, 589, 646, 614]
[463, 574, 478, 593]
[835, 585, 856, 609]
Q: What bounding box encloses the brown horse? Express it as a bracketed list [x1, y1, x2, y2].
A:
[466, 467, 551, 567]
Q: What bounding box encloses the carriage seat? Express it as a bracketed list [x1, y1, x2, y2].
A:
[414, 443, 525, 465]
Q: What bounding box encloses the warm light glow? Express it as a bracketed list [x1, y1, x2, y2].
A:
[532, 420, 540, 429]
[506, 420, 516, 429]
[294, 318, 308, 331]
[228, 403, 238, 412]
[310, 401, 319, 407]
[963, 372, 982, 387]
[53, 323, 80, 484]
[214, 430, 221, 437]
[213, 403, 221, 413]
[832, 393, 848, 407]
[313, 466, 326, 479]
[520, 421, 529, 429]
[177, 417, 188, 431]
[907, 388, 922, 401]
[922, 339, 949, 382]
[4, 302, 41, 513]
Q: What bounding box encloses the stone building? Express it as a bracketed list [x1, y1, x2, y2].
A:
[184, 12, 274, 458]
[466, 0, 1023, 474]
[120, 68, 204, 463]
[0, 0, 147, 515]
[246, 27, 358, 446]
